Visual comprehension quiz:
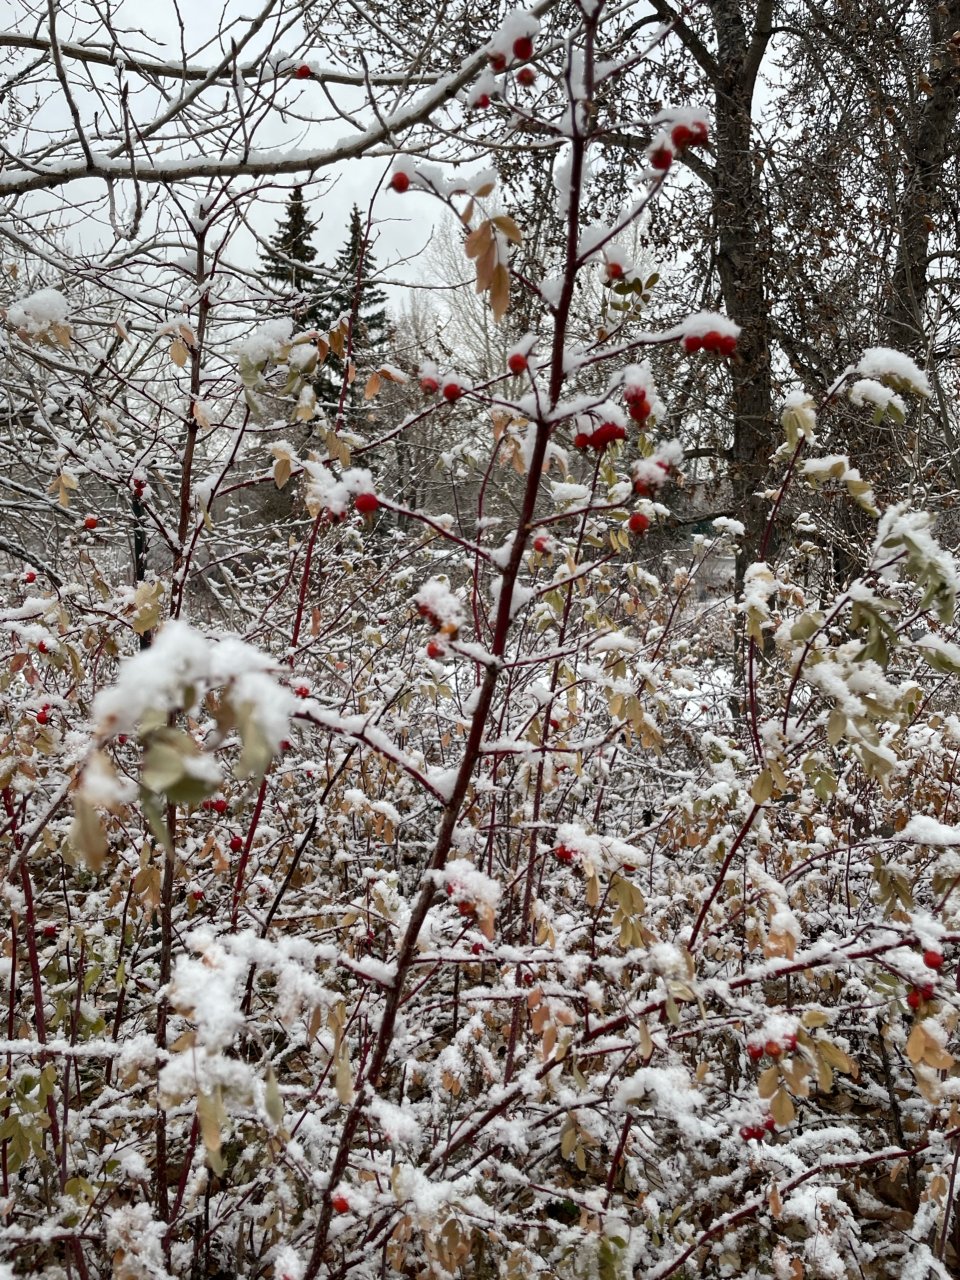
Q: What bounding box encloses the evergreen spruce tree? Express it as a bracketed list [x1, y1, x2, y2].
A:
[259, 186, 323, 329]
[317, 205, 390, 415]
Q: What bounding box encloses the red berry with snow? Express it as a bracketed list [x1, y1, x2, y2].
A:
[508, 352, 528, 376]
[294, 64, 312, 79]
[533, 535, 551, 553]
[921, 983, 936, 999]
[230, 836, 243, 853]
[457, 900, 477, 917]
[740, 1125, 760, 1141]
[683, 334, 702, 353]
[331, 1194, 350, 1214]
[747, 1043, 764, 1062]
[295, 684, 310, 698]
[213, 798, 228, 814]
[41, 924, 57, 939]
[513, 35, 534, 61]
[84, 515, 98, 530]
[763, 1115, 777, 1132]
[420, 376, 439, 394]
[389, 171, 410, 194]
[717, 333, 737, 356]
[628, 513, 650, 536]
[489, 51, 507, 72]
[764, 1040, 782, 1059]
[517, 66, 536, 86]
[355, 492, 379, 515]
[924, 949, 944, 970]
[784, 1033, 798, 1052]
[573, 432, 590, 450]
[554, 844, 575, 863]
[474, 93, 491, 109]
[606, 262, 624, 280]
[442, 381, 464, 402]
[36, 709, 48, 725]
[589, 422, 626, 450]
[192, 889, 205, 901]
[426, 640, 445, 660]
[24, 571, 36, 583]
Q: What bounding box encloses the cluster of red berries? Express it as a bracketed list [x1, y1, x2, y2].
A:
[201, 797, 230, 814]
[624, 385, 651, 425]
[740, 1115, 777, 1142]
[489, 34, 535, 73]
[35, 704, 51, 726]
[573, 422, 626, 451]
[648, 121, 709, 174]
[633, 460, 672, 498]
[746, 1032, 798, 1062]
[683, 331, 737, 356]
[907, 982, 936, 1009]
[132, 477, 146, 499]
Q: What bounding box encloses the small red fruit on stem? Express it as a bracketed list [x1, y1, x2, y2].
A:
[426, 640, 445, 660]
[764, 1040, 782, 1059]
[355, 492, 379, 515]
[474, 93, 491, 109]
[389, 171, 410, 194]
[331, 1194, 350, 1214]
[606, 261, 624, 280]
[517, 66, 536, 86]
[683, 334, 702, 353]
[533, 535, 551, 553]
[573, 432, 590, 450]
[746, 1043, 764, 1062]
[924, 949, 944, 970]
[84, 515, 98, 530]
[489, 51, 507, 72]
[24, 571, 36, 583]
[294, 684, 310, 698]
[554, 844, 575, 863]
[628, 513, 650, 536]
[36, 709, 49, 725]
[230, 836, 244, 853]
[907, 988, 922, 1009]
[420, 375, 439, 394]
[442, 381, 464, 402]
[650, 146, 673, 171]
[294, 64, 312, 79]
[213, 798, 228, 814]
[508, 352, 528, 376]
[513, 35, 534, 61]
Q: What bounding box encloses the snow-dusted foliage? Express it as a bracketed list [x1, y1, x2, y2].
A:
[1, 2, 960, 1279]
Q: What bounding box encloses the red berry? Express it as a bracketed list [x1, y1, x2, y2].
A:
[295, 685, 310, 698]
[921, 983, 936, 1000]
[508, 352, 528, 376]
[589, 422, 626, 450]
[689, 120, 709, 145]
[192, 889, 205, 901]
[650, 146, 673, 171]
[513, 35, 534, 61]
[683, 334, 702, 353]
[747, 1043, 764, 1062]
[784, 1033, 798, 1052]
[625, 388, 650, 423]
[702, 331, 722, 353]
[717, 333, 738, 356]
[621, 863, 636, 873]
[442, 381, 464, 402]
[389, 171, 410, 194]
[331, 1194, 350, 1214]
[924, 950, 944, 970]
[573, 432, 590, 449]
[554, 845, 574, 863]
[294, 64, 312, 79]
[533, 535, 551, 553]
[426, 640, 445, 660]
[671, 124, 696, 149]
[41, 924, 57, 939]
[474, 93, 491, 109]
[764, 1040, 782, 1059]
[213, 798, 228, 814]
[24, 571, 36, 583]
[471, 942, 485, 955]
[457, 900, 476, 917]
[633, 479, 653, 498]
[230, 836, 244, 853]
[740, 1125, 758, 1141]
[489, 51, 507, 72]
[35, 710, 48, 725]
[37, 642, 47, 654]
[763, 1115, 777, 1132]
[606, 262, 624, 280]
[420, 376, 439, 394]
[520, 971, 534, 986]
[117, 735, 128, 745]
[355, 492, 379, 515]
[628, 513, 650, 536]
[84, 515, 98, 530]
[279, 740, 291, 751]
[517, 66, 536, 86]
[907, 989, 922, 1009]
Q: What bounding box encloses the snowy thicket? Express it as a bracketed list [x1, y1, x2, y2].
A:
[2, 2, 960, 1280]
